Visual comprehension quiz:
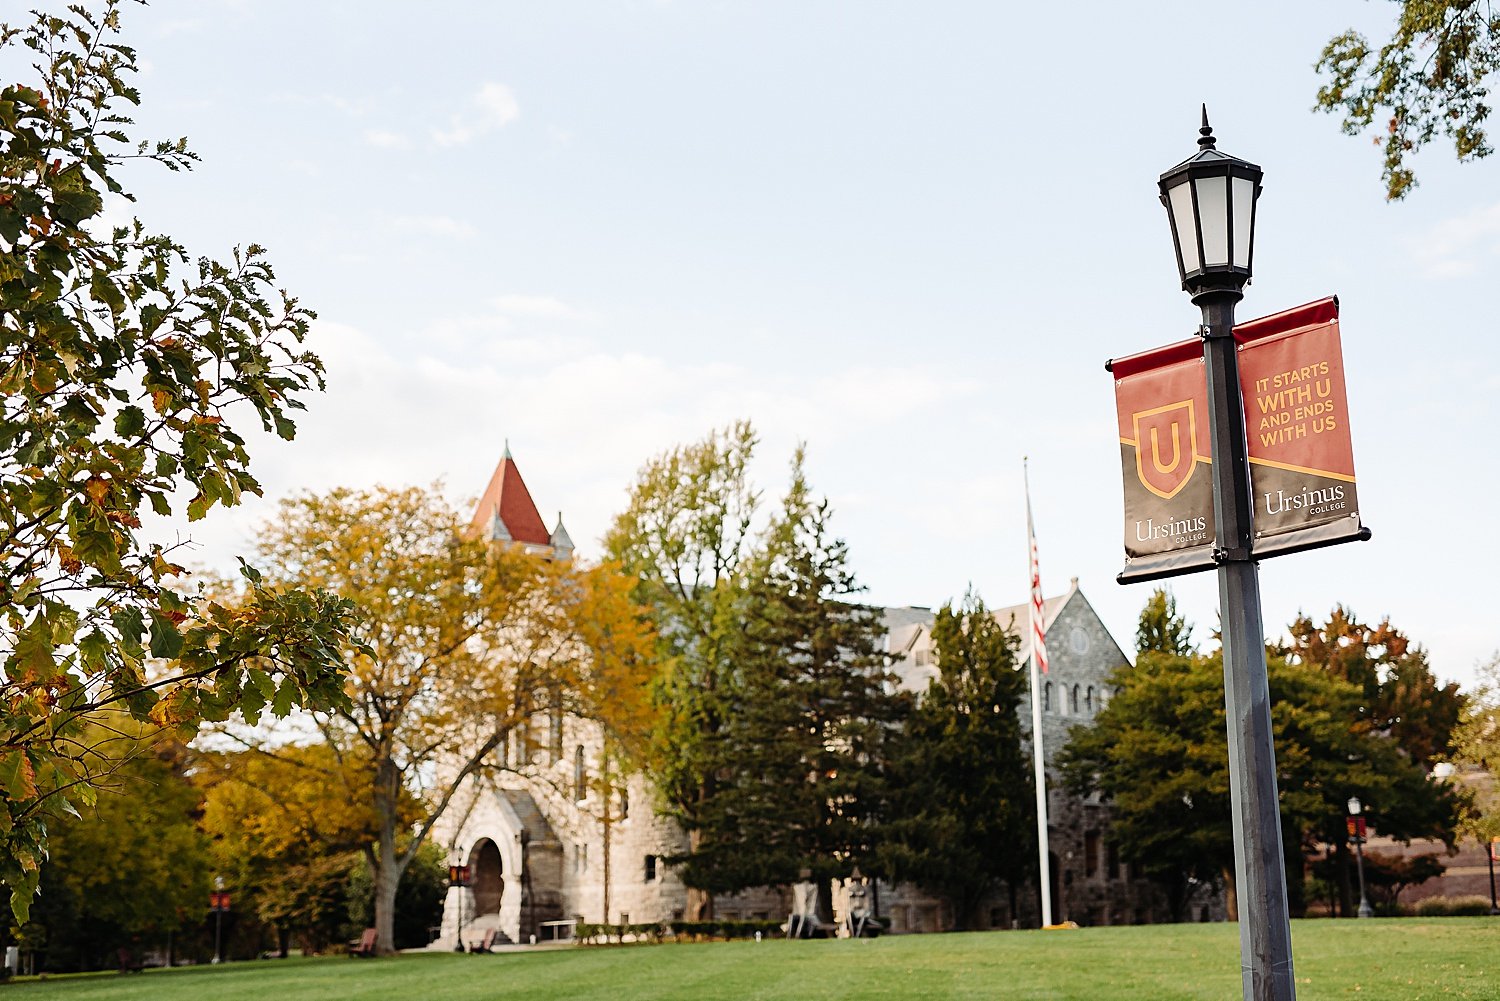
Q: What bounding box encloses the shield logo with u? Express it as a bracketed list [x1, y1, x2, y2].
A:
[1132, 400, 1198, 499]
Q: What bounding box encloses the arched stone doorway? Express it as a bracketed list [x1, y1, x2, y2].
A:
[469, 838, 504, 918]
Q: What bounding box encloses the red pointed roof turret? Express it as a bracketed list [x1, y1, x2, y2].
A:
[470, 442, 550, 546]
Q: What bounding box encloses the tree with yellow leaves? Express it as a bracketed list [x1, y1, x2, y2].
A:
[248, 484, 656, 955]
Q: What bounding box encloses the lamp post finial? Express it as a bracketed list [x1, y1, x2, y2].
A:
[1198, 105, 1216, 150]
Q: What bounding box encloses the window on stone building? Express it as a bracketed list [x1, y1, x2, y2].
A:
[1043, 681, 1052, 712]
[619, 783, 629, 820]
[644, 855, 657, 882]
[914, 647, 930, 667]
[1085, 830, 1100, 877]
[1107, 842, 1120, 880]
[1085, 686, 1094, 714]
[574, 745, 586, 801]
[517, 715, 535, 763]
[549, 694, 564, 763]
[1069, 685, 1080, 714]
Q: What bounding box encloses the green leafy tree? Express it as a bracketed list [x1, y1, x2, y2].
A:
[251, 484, 656, 954]
[17, 718, 210, 971]
[0, 2, 357, 919]
[1316, 0, 1499, 198]
[671, 454, 905, 912]
[1452, 653, 1500, 852]
[1136, 587, 1195, 656]
[603, 421, 761, 920]
[197, 744, 376, 956]
[1062, 598, 1462, 921]
[880, 589, 1033, 930]
[1283, 607, 1463, 768]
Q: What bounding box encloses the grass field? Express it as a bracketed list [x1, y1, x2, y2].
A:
[7, 919, 1499, 1001]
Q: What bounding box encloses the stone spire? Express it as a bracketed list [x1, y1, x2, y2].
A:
[549, 512, 574, 560]
[489, 503, 511, 543]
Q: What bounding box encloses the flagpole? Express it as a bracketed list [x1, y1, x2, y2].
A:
[1025, 460, 1053, 928]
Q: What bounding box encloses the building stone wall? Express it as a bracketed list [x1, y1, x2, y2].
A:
[434, 581, 1222, 946]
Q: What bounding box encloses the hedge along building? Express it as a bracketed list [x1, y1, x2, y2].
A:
[433, 451, 1206, 946]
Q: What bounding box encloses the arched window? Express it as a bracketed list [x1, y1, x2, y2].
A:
[573, 745, 586, 801]
[1085, 686, 1094, 714]
[549, 694, 564, 763]
[1043, 681, 1052, 712]
[1069, 685, 1080, 714]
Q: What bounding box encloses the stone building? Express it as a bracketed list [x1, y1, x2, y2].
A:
[433, 450, 1208, 946]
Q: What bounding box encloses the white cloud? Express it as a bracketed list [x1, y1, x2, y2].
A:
[393, 215, 478, 240]
[155, 316, 977, 579]
[1409, 201, 1500, 278]
[493, 295, 592, 321]
[155, 19, 203, 37]
[365, 129, 411, 150]
[432, 83, 520, 147]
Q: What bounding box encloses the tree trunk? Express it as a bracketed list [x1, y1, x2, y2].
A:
[373, 848, 400, 955]
[277, 926, 290, 960]
[1284, 845, 1307, 919]
[602, 804, 613, 925]
[373, 755, 403, 955]
[685, 786, 713, 921]
[1164, 876, 1187, 923]
[1221, 866, 1238, 922]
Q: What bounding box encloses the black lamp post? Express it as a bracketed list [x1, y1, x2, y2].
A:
[1159, 108, 1295, 1001]
[1488, 837, 1498, 916]
[448, 861, 470, 952]
[212, 875, 226, 965]
[1346, 797, 1374, 918]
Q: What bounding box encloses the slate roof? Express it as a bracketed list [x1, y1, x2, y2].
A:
[470, 447, 551, 546]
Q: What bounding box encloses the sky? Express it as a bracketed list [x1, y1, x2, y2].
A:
[55, 0, 1500, 691]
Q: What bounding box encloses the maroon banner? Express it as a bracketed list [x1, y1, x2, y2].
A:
[1111, 339, 1216, 580]
[1236, 298, 1365, 557]
[1110, 297, 1368, 582]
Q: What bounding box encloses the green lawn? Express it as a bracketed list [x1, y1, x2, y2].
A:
[8, 919, 1499, 1001]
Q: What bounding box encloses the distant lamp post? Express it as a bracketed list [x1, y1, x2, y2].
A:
[448, 860, 471, 952]
[1347, 797, 1374, 919]
[1161, 108, 1292, 1001]
[211, 875, 227, 964]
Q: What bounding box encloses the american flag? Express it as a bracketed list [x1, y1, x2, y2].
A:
[1026, 472, 1048, 675]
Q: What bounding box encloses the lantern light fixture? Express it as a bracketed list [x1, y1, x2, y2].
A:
[1159, 106, 1264, 300]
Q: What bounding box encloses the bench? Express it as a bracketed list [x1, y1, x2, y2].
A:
[347, 928, 378, 958]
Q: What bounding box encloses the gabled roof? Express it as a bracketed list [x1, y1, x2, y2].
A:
[470, 447, 551, 546]
[993, 587, 1073, 668]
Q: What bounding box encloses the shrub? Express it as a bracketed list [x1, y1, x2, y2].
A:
[1412, 895, 1494, 917]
